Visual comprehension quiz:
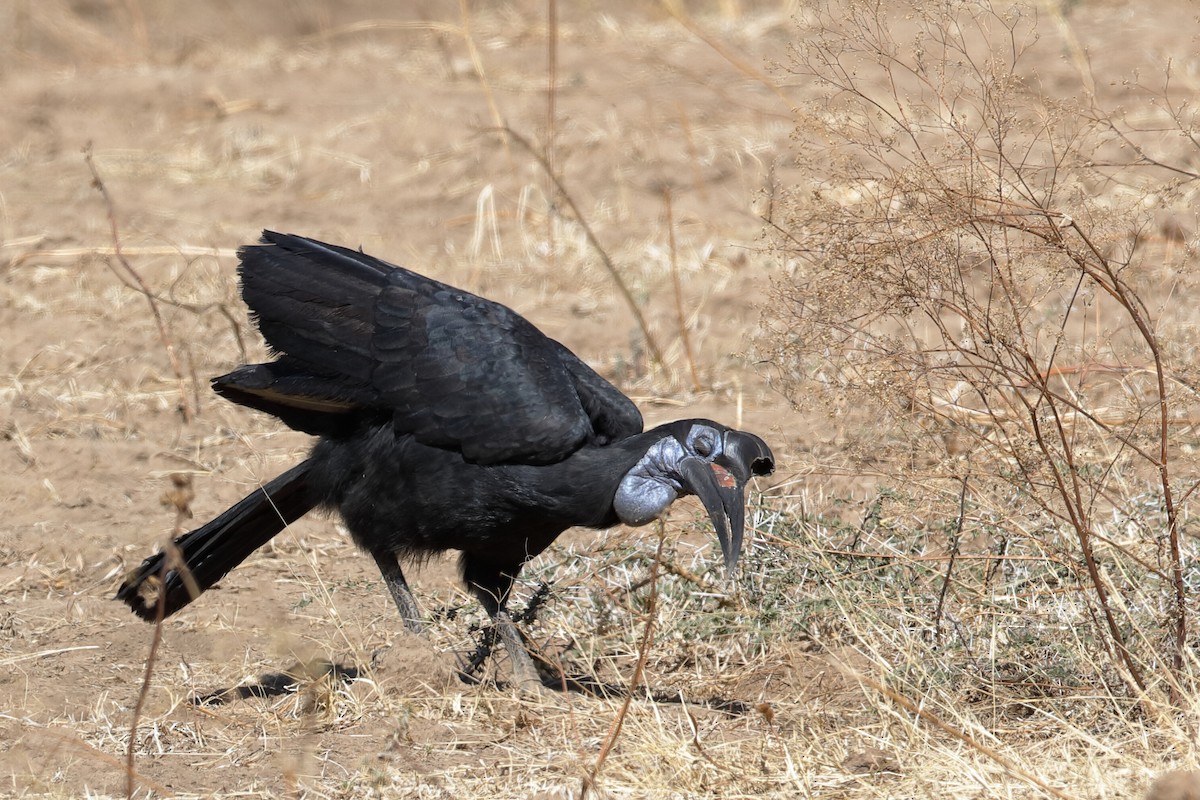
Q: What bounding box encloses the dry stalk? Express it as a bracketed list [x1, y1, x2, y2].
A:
[661, 0, 793, 111]
[848, 666, 1083, 800]
[932, 474, 968, 646]
[664, 188, 703, 392]
[545, 0, 558, 268]
[582, 520, 667, 797]
[1020, 360, 1149, 695]
[1061, 216, 1188, 691]
[675, 102, 710, 204]
[125, 555, 168, 800]
[83, 143, 193, 424]
[500, 125, 668, 372]
[458, 0, 514, 173]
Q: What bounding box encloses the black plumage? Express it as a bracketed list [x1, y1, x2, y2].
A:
[118, 231, 774, 692]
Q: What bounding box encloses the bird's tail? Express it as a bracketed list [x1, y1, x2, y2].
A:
[117, 461, 316, 621]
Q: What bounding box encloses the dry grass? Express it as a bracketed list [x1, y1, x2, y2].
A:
[1, 1, 1198, 798]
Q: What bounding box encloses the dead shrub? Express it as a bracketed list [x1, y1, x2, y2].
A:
[763, 0, 1200, 706]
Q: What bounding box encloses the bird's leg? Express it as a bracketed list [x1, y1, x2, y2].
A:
[462, 555, 547, 696]
[492, 609, 545, 696]
[371, 551, 423, 634]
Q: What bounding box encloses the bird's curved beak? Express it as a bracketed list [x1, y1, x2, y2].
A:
[679, 432, 775, 575]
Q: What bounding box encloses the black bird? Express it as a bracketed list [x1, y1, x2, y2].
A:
[118, 231, 775, 693]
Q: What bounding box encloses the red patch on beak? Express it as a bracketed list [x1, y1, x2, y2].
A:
[710, 463, 736, 488]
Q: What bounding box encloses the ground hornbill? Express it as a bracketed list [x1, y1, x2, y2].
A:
[118, 231, 775, 693]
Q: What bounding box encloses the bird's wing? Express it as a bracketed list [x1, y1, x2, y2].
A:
[233, 231, 628, 464]
[370, 268, 594, 464]
[549, 341, 644, 443]
[211, 356, 372, 437]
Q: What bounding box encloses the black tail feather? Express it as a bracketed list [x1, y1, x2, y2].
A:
[117, 461, 316, 621]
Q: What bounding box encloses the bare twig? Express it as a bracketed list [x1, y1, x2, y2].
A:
[84, 143, 193, 424]
[545, 0, 558, 267]
[582, 520, 667, 797]
[933, 474, 968, 645]
[458, 0, 514, 173]
[499, 126, 668, 372]
[126, 555, 169, 799]
[661, 0, 793, 111]
[664, 188, 702, 392]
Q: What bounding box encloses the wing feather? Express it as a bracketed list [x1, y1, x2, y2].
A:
[229, 231, 638, 464]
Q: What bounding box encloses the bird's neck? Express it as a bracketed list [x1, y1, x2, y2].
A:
[520, 431, 663, 530]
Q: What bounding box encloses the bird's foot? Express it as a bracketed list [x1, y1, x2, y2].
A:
[509, 651, 557, 700]
[494, 611, 564, 701]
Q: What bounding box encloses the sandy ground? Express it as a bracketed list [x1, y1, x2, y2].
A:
[1, 3, 812, 796]
[2, 1, 1197, 798]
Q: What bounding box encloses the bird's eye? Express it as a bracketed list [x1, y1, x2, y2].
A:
[694, 434, 714, 457]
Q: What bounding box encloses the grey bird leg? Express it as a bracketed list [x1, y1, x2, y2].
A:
[461, 554, 550, 696]
[493, 610, 546, 697]
[372, 551, 423, 634]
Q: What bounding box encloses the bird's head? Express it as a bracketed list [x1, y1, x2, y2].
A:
[613, 419, 775, 574]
